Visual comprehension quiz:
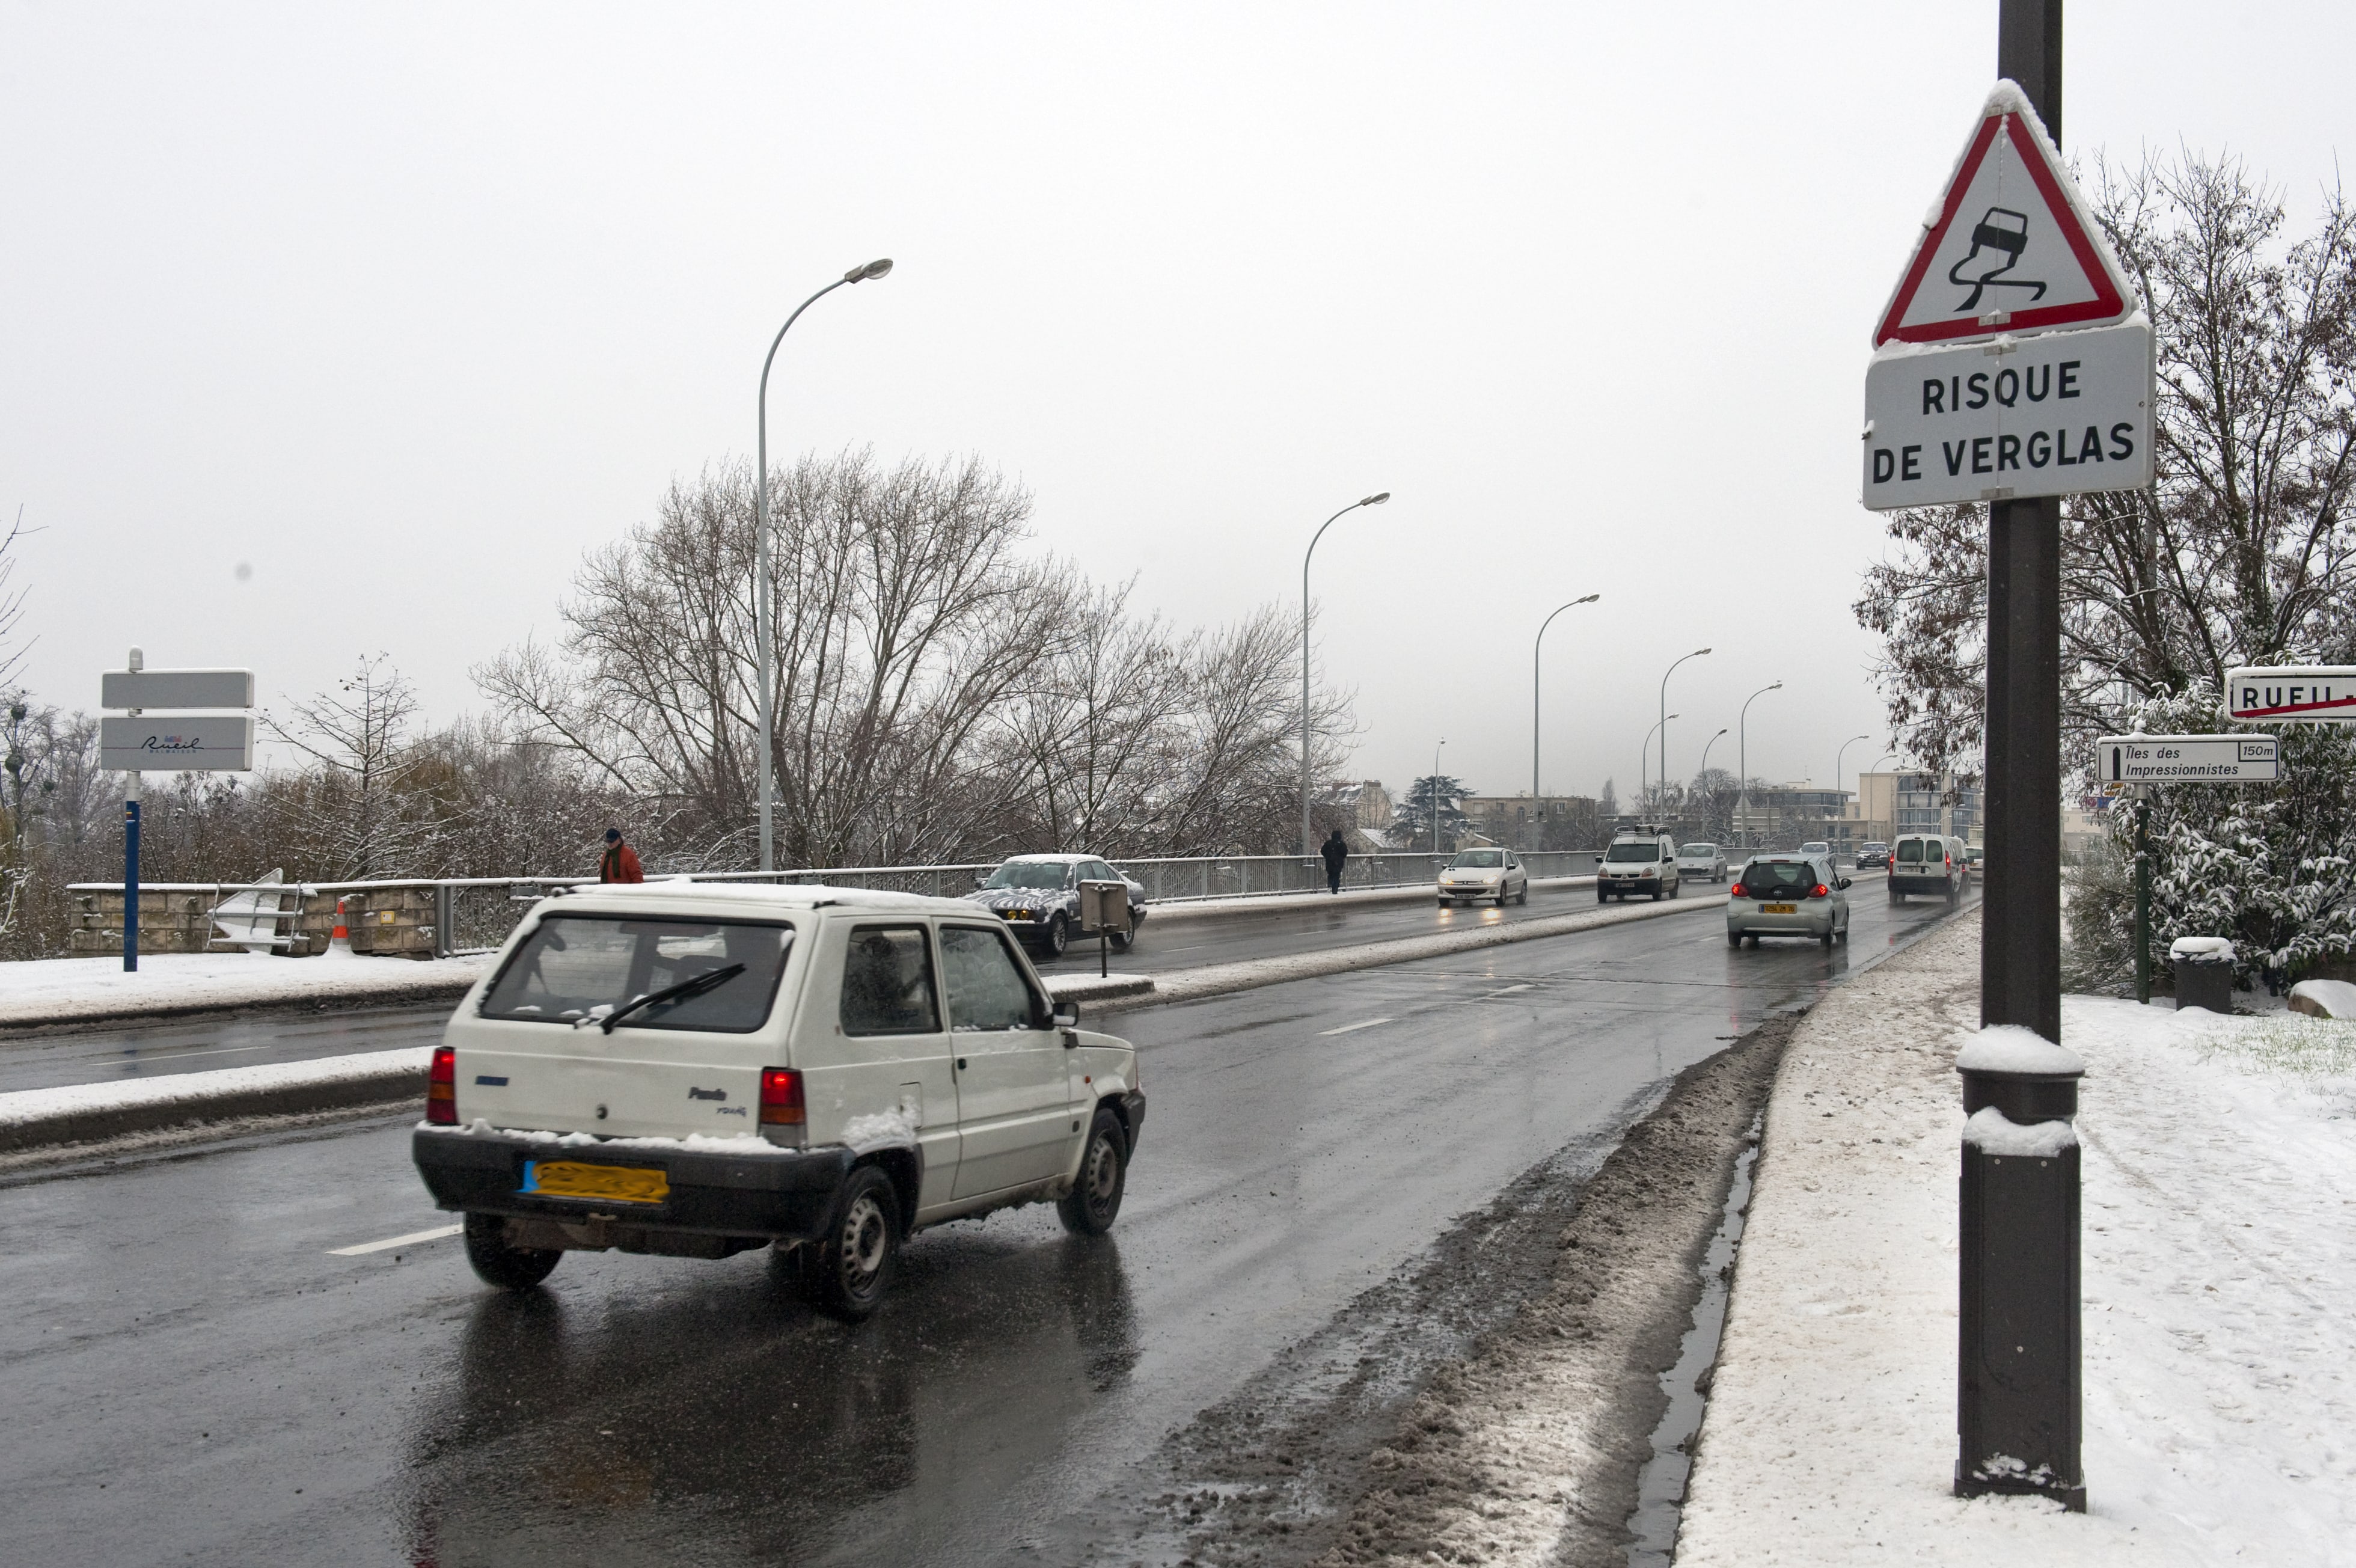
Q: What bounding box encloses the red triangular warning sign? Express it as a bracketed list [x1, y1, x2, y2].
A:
[1873, 82, 2134, 348]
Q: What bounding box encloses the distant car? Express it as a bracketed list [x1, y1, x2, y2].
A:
[1800, 839, 1834, 866]
[1600, 827, 1680, 902]
[1727, 853, 1851, 949]
[1887, 833, 1966, 905]
[1675, 842, 1728, 883]
[1856, 841, 1892, 869]
[1439, 848, 1529, 906]
[965, 853, 1146, 955]
[1966, 844, 1985, 871]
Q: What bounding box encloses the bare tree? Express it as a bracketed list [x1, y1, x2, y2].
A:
[261, 654, 428, 878]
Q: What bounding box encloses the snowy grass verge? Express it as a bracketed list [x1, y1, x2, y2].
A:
[0, 1046, 432, 1153]
[0, 951, 495, 1032]
[1675, 911, 2356, 1564]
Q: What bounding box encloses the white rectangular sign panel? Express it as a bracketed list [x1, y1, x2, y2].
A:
[2095, 733, 2278, 785]
[100, 715, 255, 772]
[2225, 666, 2356, 724]
[102, 669, 254, 710]
[1863, 317, 2153, 510]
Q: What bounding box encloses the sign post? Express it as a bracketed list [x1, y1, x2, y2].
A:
[2095, 736, 2284, 1004]
[102, 653, 256, 972]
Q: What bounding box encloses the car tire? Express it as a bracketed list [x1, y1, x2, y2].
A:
[1057, 1106, 1129, 1236]
[1889, 887, 1903, 905]
[1727, 930, 1742, 948]
[463, 1212, 561, 1290]
[1108, 917, 1136, 954]
[1598, 889, 1611, 903]
[1821, 926, 1834, 949]
[805, 1165, 900, 1321]
[1045, 912, 1070, 956]
[1516, 884, 1529, 905]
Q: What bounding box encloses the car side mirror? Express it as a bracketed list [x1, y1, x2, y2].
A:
[1838, 876, 1852, 889]
[1052, 1000, 1079, 1030]
[973, 872, 988, 888]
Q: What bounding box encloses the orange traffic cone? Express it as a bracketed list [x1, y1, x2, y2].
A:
[325, 897, 355, 960]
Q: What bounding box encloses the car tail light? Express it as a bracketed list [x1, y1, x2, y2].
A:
[427, 1046, 457, 1125]
[1729, 884, 1746, 898]
[760, 1067, 806, 1147]
[1811, 883, 1829, 898]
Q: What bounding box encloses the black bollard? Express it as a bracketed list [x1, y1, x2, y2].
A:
[1956, 1034, 2086, 1511]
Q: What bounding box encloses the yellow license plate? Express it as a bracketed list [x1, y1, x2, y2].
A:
[522, 1159, 669, 1204]
[1763, 902, 1798, 914]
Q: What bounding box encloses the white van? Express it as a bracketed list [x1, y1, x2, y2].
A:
[412, 883, 1145, 1318]
[1888, 833, 1966, 904]
[1599, 827, 1680, 901]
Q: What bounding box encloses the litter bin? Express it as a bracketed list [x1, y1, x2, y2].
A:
[2169, 936, 2235, 1013]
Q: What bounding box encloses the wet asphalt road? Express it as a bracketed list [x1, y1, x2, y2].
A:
[0, 877, 1972, 1568]
[0, 876, 1674, 1094]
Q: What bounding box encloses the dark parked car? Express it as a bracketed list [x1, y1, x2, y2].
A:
[1856, 841, 1892, 869]
[965, 853, 1147, 957]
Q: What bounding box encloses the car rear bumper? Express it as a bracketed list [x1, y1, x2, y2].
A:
[1727, 902, 1835, 934]
[1888, 874, 1955, 893]
[412, 1125, 858, 1243]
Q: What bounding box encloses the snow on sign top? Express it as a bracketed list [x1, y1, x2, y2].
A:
[1873, 81, 2134, 348]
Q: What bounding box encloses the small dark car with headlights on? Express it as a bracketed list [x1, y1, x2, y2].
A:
[965, 853, 1147, 957]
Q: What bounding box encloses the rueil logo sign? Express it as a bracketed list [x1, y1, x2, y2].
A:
[138, 733, 211, 753]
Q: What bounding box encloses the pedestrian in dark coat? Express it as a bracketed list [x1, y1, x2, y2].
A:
[600, 828, 644, 884]
[1320, 827, 1350, 894]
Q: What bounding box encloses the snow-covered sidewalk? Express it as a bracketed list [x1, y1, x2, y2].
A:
[0, 951, 496, 1031]
[1676, 910, 2356, 1563]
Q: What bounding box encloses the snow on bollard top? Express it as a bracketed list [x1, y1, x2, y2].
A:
[1962, 1104, 2079, 1156]
[2168, 936, 2235, 964]
[1956, 1023, 2085, 1077]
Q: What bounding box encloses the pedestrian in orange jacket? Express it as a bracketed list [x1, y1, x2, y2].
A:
[600, 827, 644, 883]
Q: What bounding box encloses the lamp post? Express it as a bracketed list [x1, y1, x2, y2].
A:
[1641, 714, 1678, 815]
[1737, 681, 1782, 848]
[1697, 726, 1730, 785]
[1430, 738, 1447, 854]
[755, 257, 893, 874]
[1301, 492, 1392, 856]
[1656, 648, 1711, 812]
[1532, 595, 1601, 833]
[1834, 733, 1873, 863]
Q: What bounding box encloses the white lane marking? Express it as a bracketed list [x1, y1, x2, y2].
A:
[330, 1224, 463, 1257]
[139, 1043, 272, 1061]
[1480, 984, 1535, 997]
[1317, 1017, 1394, 1037]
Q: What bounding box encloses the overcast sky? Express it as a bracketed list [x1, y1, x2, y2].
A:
[4, 1, 2350, 809]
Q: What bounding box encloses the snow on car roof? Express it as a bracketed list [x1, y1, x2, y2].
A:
[1000, 853, 1098, 863]
[546, 881, 976, 917]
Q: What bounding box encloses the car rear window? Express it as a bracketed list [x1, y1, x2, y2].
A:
[1897, 839, 1926, 862]
[1606, 842, 1663, 862]
[1740, 861, 1817, 892]
[482, 916, 793, 1032]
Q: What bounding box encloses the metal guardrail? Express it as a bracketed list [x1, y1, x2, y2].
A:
[69, 850, 1609, 958]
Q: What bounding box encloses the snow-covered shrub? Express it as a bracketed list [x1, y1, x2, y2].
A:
[2068, 687, 2356, 993]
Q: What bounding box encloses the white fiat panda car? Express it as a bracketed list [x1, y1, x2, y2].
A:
[412, 883, 1145, 1320]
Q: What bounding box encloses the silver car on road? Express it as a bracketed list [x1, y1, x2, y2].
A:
[1726, 853, 1851, 949]
[1675, 842, 1728, 884]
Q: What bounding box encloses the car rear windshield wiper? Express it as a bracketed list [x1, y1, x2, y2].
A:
[592, 963, 747, 1034]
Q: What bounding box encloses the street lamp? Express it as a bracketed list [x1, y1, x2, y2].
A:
[1835, 734, 1874, 800]
[754, 256, 894, 873]
[1641, 714, 1678, 814]
[1300, 492, 1392, 856]
[1697, 726, 1730, 782]
[1532, 594, 1600, 840]
[1737, 681, 1782, 848]
[1430, 737, 1447, 854]
[1656, 648, 1711, 810]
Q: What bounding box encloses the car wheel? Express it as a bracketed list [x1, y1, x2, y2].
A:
[463, 1212, 561, 1290]
[1598, 889, 1611, 903]
[1045, 912, 1070, 956]
[1516, 884, 1529, 905]
[805, 1166, 899, 1321]
[1727, 930, 1742, 948]
[1057, 1106, 1130, 1236]
[1947, 880, 1960, 907]
[1821, 926, 1835, 949]
[1108, 917, 1136, 953]
[1889, 887, 1903, 905]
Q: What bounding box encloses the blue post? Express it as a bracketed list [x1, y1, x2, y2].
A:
[123, 789, 140, 973]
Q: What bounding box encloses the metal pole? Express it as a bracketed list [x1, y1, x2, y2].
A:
[1533, 595, 1600, 834]
[1301, 494, 1389, 857]
[1959, 0, 2079, 1513]
[1430, 738, 1446, 854]
[2134, 790, 2152, 1003]
[1737, 681, 1781, 847]
[123, 776, 141, 973]
[1835, 734, 1873, 803]
[1658, 648, 1711, 815]
[756, 259, 891, 874]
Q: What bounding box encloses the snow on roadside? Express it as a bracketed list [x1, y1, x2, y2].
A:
[0, 1046, 432, 1128]
[1675, 910, 2356, 1564]
[0, 951, 492, 1029]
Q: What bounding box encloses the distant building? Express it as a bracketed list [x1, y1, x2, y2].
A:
[1460, 792, 1598, 847]
[1320, 779, 1393, 830]
[1733, 782, 1850, 847]
[1894, 771, 1981, 842]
